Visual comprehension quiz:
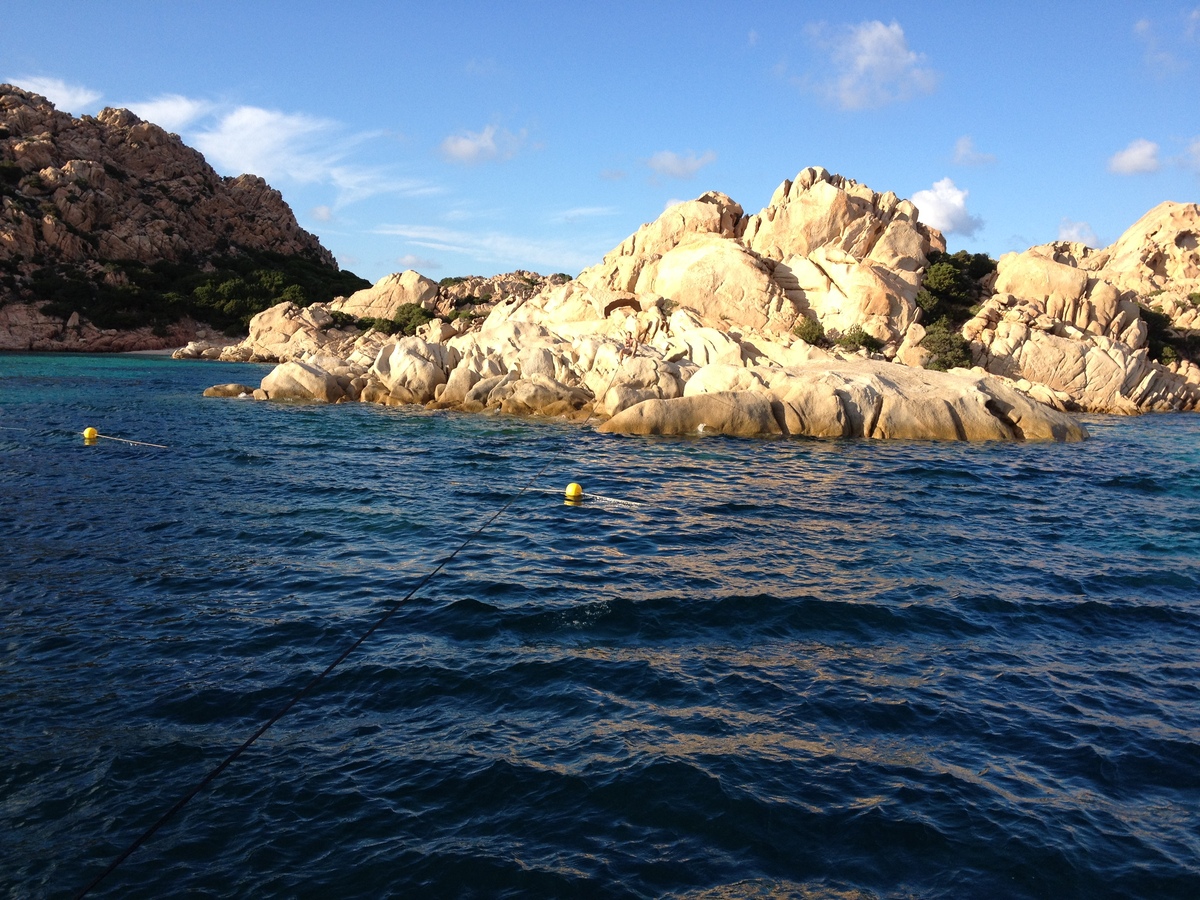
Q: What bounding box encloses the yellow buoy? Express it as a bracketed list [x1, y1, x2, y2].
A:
[564, 482, 583, 504]
[82, 426, 98, 443]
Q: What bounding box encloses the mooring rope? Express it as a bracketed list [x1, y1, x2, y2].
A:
[75, 357, 628, 897]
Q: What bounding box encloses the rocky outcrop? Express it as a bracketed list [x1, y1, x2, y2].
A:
[0, 83, 342, 352]
[965, 202, 1200, 413]
[499, 170, 943, 351]
[214, 165, 1200, 442]
[330, 271, 439, 319]
[0, 85, 331, 271]
[0, 300, 224, 351]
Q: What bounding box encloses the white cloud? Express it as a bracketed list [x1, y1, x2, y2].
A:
[190, 105, 436, 206]
[1108, 138, 1160, 175]
[911, 178, 983, 237]
[1134, 17, 1185, 73]
[122, 94, 213, 131]
[311, 205, 334, 223]
[374, 223, 600, 271]
[193, 106, 339, 182]
[748, 29, 760, 47]
[396, 253, 440, 271]
[1058, 218, 1101, 247]
[1186, 137, 1200, 172]
[663, 198, 687, 211]
[7, 75, 101, 113]
[646, 150, 717, 179]
[953, 135, 996, 166]
[551, 206, 618, 224]
[600, 168, 627, 181]
[439, 125, 525, 164]
[806, 20, 938, 110]
[1189, 7, 1200, 40]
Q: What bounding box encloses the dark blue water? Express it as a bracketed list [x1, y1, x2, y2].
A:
[2, 352, 1198, 899]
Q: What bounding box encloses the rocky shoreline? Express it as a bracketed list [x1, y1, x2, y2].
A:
[187, 166, 1200, 442]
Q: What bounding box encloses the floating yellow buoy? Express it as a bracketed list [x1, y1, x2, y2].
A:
[564, 482, 583, 505]
[82, 427, 98, 441]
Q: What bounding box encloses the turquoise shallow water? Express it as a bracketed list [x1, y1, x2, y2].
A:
[1, 352, 1199, 898]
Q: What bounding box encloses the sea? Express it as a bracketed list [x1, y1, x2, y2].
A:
[1, 351, 1198, 899]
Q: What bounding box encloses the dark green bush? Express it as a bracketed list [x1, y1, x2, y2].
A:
[28, 250, 369, 332]
[921, 319, 973, 371]
[1188, 292, 1200, 308]
[917, 250, 996, 328]
[835, 325, 883, 353]
[792, 316, 825, 345]
[1138, 303, 1195, 366]
[391, 303, 433, 335]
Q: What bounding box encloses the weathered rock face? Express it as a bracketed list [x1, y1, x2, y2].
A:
[964, 202, 1200, 413]
[493, 168, 943, 350]
[330, 271, 439, 319]
[0, 86, 331, 272]
[600, 358, 1087, 442]
[0, 299, 222, 352]
[0, 84, 339, 351]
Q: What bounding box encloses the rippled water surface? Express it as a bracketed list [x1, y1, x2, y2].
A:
[2, 352, 1199, 898]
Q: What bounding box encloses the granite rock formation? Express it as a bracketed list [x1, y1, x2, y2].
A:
[0, 83, 339, 351]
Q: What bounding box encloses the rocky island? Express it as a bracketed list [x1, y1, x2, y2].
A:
[195, 167, 1200, 442]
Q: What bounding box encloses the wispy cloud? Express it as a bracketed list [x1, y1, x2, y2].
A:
[7, 75, 101, 114]
[375, 223, 601, 271]
[952, 135, 995, 166]
[551, 206, 618, 224]
[599, 168, 628, 181]
[396, 253, 441, 271]
[439, 125, 526, 164]
[121, 94, 213, 131]
[1058, 218, 1101, 247]
[311, 205, 334, 223]
[1186, 137, 1200, 173]
[1134, 17, 1186, 74]
[802, 20, 938, 110]
[193, 106, 339, 182]
[186, 104, 436, 206]
[663, 198, 687, 212]
[1108, 138, 1160, 175]
[647, 150, 717, 179]
[911, 178, 983, 237]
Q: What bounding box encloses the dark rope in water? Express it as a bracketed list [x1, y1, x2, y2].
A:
[75, 361, 626, 897]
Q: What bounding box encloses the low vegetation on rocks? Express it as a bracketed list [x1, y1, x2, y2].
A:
[915, 250, 996, 371]
[27, 251, 369, 333]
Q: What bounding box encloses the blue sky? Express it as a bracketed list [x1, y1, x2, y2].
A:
[3, 1, 1198, 282]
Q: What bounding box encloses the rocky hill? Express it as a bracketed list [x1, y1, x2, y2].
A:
[0, 84, 364, 350]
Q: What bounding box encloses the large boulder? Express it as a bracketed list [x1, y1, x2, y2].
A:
[632, 233, 798, 334]
[598, 391, 783, 437]
[331, 270, 439, 319]
[370, 337, 456, 404]
[260, 360, 346, 403]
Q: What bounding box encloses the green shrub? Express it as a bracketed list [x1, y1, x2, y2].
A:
[792, 316, 825, 345]
[920, 319, 973, 371]
[834, 325, 883, 353]
[391, 303, 433, 335]
[24, 250, 370, 332]
[327, 310, 359, 330]
[918, 250, 997, 328]
[1188, 292, 1200, 309]
[438, 276, 467, 287]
